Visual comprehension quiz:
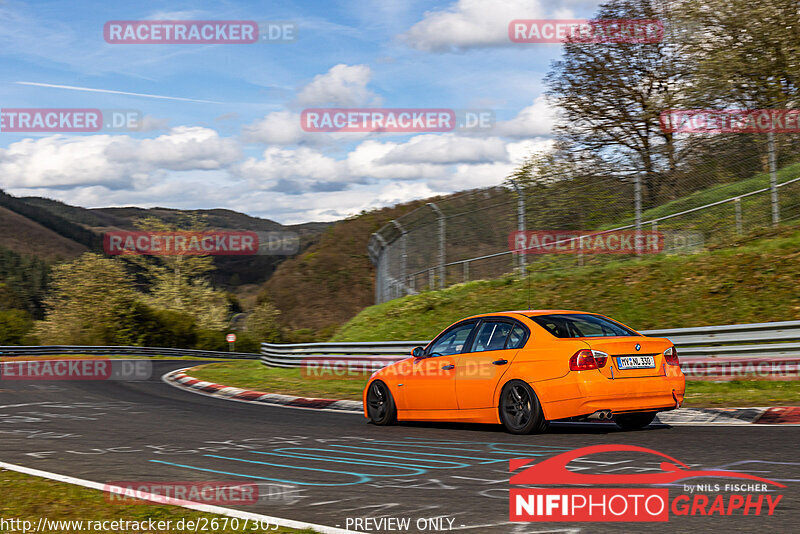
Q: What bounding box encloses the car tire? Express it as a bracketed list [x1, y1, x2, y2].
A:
[498, 380, 548, 435]
[366, 380, 397, 426]
[614, 412, 656, 431]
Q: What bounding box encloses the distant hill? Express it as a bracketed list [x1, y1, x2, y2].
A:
[0, 191, 331, 293]
[258, 198, 439, 338]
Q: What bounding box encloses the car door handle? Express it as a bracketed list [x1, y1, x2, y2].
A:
[492, 359, 508, 366]
[441, 364, 455, 370]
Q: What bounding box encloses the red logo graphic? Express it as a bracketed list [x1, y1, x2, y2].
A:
[509, 445, 785, 522]
[510, 445, 785, 487]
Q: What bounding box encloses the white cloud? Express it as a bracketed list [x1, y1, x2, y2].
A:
[346, 140, 446, 181]
[237, 146, 350, 192]
[400, 0, 546, 52]
[242, 110, 373, 146]
[493, 95, 559, 137]
[242, 111, 309, 145]
[378, 134, 509, 164]
[0, 127, 240, 189]
[294, 64, 381, 107]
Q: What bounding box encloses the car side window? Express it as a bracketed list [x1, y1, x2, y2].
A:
[472, 321, 513, 352]
[505, 324, 527, 349]
[428, 323, 475, 356]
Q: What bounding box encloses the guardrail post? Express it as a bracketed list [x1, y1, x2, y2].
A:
[427, 202, 445, 289]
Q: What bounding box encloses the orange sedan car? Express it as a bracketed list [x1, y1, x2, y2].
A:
[363, 310, 685, 434]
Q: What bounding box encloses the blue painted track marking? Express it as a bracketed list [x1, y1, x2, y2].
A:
[247, 449, 450, 476]
[148, 438, 571, 487]
[266, 445, 472, 469]
[326, 444, 507, 464]
[149, 459, 368, 486]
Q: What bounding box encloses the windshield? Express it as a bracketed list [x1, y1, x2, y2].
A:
[528, 314, 640, 338]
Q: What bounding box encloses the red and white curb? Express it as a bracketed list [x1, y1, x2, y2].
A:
[162, 369, 362, 413]
[656, 406, 800, 425]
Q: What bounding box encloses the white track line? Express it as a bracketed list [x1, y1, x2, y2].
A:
[0, 460, 360, 534]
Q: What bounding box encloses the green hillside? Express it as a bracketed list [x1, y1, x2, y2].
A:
[333, 226, 800, 341]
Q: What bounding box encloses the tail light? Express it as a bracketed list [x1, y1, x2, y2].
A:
[664, 346, 679, 366]
[569, 349, 609, 371]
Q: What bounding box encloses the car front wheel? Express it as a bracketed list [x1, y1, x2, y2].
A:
[366, 380, 397, 425]
[499, 380, 548, 435]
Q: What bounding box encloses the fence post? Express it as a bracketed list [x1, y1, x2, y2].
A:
[510, 180, 527, 275]
[768, 131, 780, 226]
[634, 174, 643, 256]
[427, 202, 446, 289]
[428, 268, 434, 290]
[391, 220, 407, 295]
[372, 233, 388, 303]
[734, 197, 743, 235]
[463, 261, 469, 283]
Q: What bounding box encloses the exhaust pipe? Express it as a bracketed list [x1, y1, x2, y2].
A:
[587, 410, 613, 421]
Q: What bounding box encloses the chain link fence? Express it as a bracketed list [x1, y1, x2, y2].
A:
[369, 149, 800, 304]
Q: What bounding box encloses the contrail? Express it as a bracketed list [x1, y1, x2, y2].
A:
[14, 81, 223, 104]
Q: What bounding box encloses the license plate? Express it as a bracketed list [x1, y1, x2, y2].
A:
[616, 355, 655, 369]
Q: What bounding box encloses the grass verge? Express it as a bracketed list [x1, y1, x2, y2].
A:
[0, 469, 314, 534]
[188, 361, 800, 408]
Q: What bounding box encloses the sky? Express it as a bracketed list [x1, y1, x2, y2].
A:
[0, 0, 602, 224]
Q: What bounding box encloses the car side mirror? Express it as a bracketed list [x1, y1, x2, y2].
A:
[411, 346, 426, 358]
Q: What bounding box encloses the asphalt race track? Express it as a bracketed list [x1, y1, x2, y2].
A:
[1, 360, 798, 533]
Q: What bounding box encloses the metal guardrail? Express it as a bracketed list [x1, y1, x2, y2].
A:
[261, 320, 800, 378]
[0, 345, 260, 360]
[260, 341, 428, 368]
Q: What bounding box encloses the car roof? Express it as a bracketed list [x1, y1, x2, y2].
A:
[466, 310, 593, 319]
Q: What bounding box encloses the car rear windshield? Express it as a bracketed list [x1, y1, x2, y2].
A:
[528, 314, 640, 338]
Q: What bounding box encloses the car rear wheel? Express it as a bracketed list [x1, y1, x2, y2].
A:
[614, 412, 656, 431]
[366, 380, 397, 425]
[499, 380, 548, 434]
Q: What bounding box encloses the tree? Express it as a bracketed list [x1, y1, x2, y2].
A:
[124, 214, 230, 331]
[245, 300, 282, 343]
[34, 253, 141, 345]
[0, 309, 34, 345]
[545, 0, 690, 206]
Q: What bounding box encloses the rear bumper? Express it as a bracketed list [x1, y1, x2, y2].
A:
[536, 370, 685, 421]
